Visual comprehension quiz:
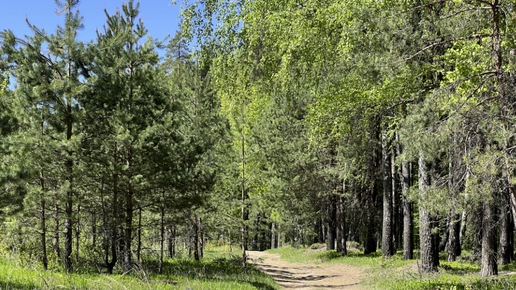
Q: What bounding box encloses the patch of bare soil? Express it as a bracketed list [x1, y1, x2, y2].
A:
[247, 251, 364, 290]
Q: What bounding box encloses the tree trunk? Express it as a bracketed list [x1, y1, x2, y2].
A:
[159, 196, 165, 274]
[63, 45, 74, 271]
[459, 210, 467, 248]
[199, 217, 204, 258]
[439, 215, 450, 252]
[92, 211, 97, 250]
[40, 174, 48, 270]
[364, 184, 378, 255]
[193, 215, 200, 261]
[271, 223, 276, 249]
[382, 133, 394, 257]
[480, 200, 498, 276]
[75, 204, 80, 266]
[252, 214, 259, 251]
[401, 160, 413, 260]
[53, 198, 60, 259]
[326, 197, 336, 251]
[419, 155, 439, 272]
[277, 224, 281, 249]
[137, 206, 142, 263]
[336, 195, 347, 256]
[474, 205, 483, 260]
[447, 213, 461, 262]
[106, 142, 119, 275]
[392, 145, 402, 250]
[499, 195, 511, 266]
[124, 147, 133, 270]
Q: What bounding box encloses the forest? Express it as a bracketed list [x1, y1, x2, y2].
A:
[1, 0, 516, 289]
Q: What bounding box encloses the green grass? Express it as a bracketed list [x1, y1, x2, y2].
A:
[0, 249, 279, 290]
[266, 245, 516, 290]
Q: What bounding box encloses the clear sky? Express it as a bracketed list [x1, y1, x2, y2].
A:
[0, 1, 182, 56]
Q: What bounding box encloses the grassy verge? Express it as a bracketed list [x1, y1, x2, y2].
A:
[0, 248, 279, 290]
[267, 244, 516, 289]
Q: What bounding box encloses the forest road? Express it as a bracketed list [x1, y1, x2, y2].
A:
[247, 251, 364, 290]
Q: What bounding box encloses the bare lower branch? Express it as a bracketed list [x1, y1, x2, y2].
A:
[407, 34, 493, 60]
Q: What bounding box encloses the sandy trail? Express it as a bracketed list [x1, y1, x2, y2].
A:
[247, 251, 364, 290]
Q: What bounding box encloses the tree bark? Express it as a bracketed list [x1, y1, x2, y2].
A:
[271, 223, 276, 249]
[106, 142, 118, 275]
[75, 204, 80, 266]
[364, 184, 378, 255]
[401, 160, 413, 260]
[53, 198, 60, 259]
[336, 196, 347, 256]
[499, 195, 511, 266]
[199, 217, 204, 258]
[326, 196, 336, 251]
[447, 213, 461, 261]
[124, 146, 134, 270]
[159, 195, 165, 274]
[439, 215, 450, 252]
[474, 205, 483, 260]
[40, 174, 48, 270]
[137, 206, 142, 263]
[480, 200, 498, 276]
[419, 154, 439, 272]
[382, 133, 394, 257]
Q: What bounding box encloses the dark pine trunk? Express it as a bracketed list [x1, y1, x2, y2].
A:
[418, 155, 439, 272]
[474, 205, 483, 260]
[64, 103, 73, 273]
[480, 200, 498, 277]
[439, 215, 450, 252]
[447, 213, 461, 261]
[326, 196, 337, 251]
[499, 195, 511, 266]
[124, 147, 134, 270]
[53, 198, 60, 259]
[364, 183, 378, 255]
[106, 142, 118, 275]
[40, 174, 48, 270]
[336, 195, 347, 256]
[401, 160, 413, 260]
[381, 133, 394, 257]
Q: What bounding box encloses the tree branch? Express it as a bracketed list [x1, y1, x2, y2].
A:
[407, 34, 493, 60]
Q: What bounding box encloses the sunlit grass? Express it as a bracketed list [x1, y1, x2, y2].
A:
[267, 245, 516, 289]
[0, 248, 279, 290]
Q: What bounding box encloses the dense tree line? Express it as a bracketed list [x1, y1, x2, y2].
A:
[1, 0, 516, 279]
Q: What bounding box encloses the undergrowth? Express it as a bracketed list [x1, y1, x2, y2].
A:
[0, 248, 278, 290]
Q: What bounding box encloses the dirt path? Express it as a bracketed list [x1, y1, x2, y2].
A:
[247, 251, 364, 290]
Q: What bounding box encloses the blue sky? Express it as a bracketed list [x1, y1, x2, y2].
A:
[0, 1, 182, 54]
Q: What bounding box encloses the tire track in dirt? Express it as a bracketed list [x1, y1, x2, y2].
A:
[248, 251, 364, 289]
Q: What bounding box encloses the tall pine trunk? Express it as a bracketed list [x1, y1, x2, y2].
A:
[447, 213, 461, 261]
[418, 154, 439, 272]
[326, 196, 336, 251]
[499, 194, 511, 266]
[381, 133, 394, 257]
[40, 174, 48, 270]
[401, 159, 413, 260]
[64, 102, 73, 272]
[480, 200, 498, 276]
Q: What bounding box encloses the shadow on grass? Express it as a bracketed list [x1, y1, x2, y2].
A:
[141, 255, 276, 289]
[0, 281, 40, 290]
[317, 249, 380, 262]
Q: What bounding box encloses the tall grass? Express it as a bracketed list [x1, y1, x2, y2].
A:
[0, 249, 279, 290]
